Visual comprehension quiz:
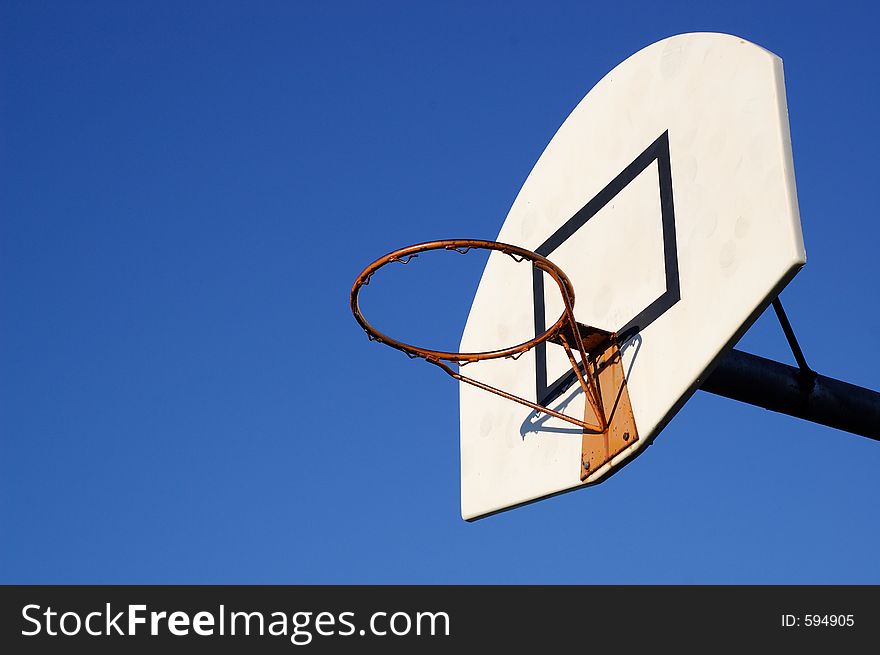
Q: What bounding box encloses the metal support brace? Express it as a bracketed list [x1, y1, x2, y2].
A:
[772, 298, 816, 391]
[551, 325, 639, 481]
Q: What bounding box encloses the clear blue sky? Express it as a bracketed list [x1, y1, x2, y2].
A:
[2, 1, 878, 583]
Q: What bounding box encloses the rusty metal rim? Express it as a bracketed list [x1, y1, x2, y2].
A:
[350, 239, 576, 363]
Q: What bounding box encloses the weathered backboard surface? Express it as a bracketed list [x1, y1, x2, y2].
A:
[460, 33, 806, 520]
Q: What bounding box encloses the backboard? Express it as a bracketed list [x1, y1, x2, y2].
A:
[459, 33, 806, 520]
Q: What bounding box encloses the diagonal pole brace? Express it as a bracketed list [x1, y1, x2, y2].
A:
[772, 297, 817, 392]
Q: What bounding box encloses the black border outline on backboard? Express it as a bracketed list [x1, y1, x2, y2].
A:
[532, 131, 679, 406]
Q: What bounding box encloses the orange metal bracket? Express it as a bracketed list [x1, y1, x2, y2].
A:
[554, 325, 640, 481]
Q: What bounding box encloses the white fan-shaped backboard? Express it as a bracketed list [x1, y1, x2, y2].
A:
[460, 33, 805, 520]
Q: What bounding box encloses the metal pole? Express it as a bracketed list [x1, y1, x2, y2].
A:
[700, 349, 880, 441]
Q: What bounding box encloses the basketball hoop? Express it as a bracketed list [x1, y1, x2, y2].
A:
[350, 239, 609, 433]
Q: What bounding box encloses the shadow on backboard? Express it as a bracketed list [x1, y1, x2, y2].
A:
[519, 333, 642, 438]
